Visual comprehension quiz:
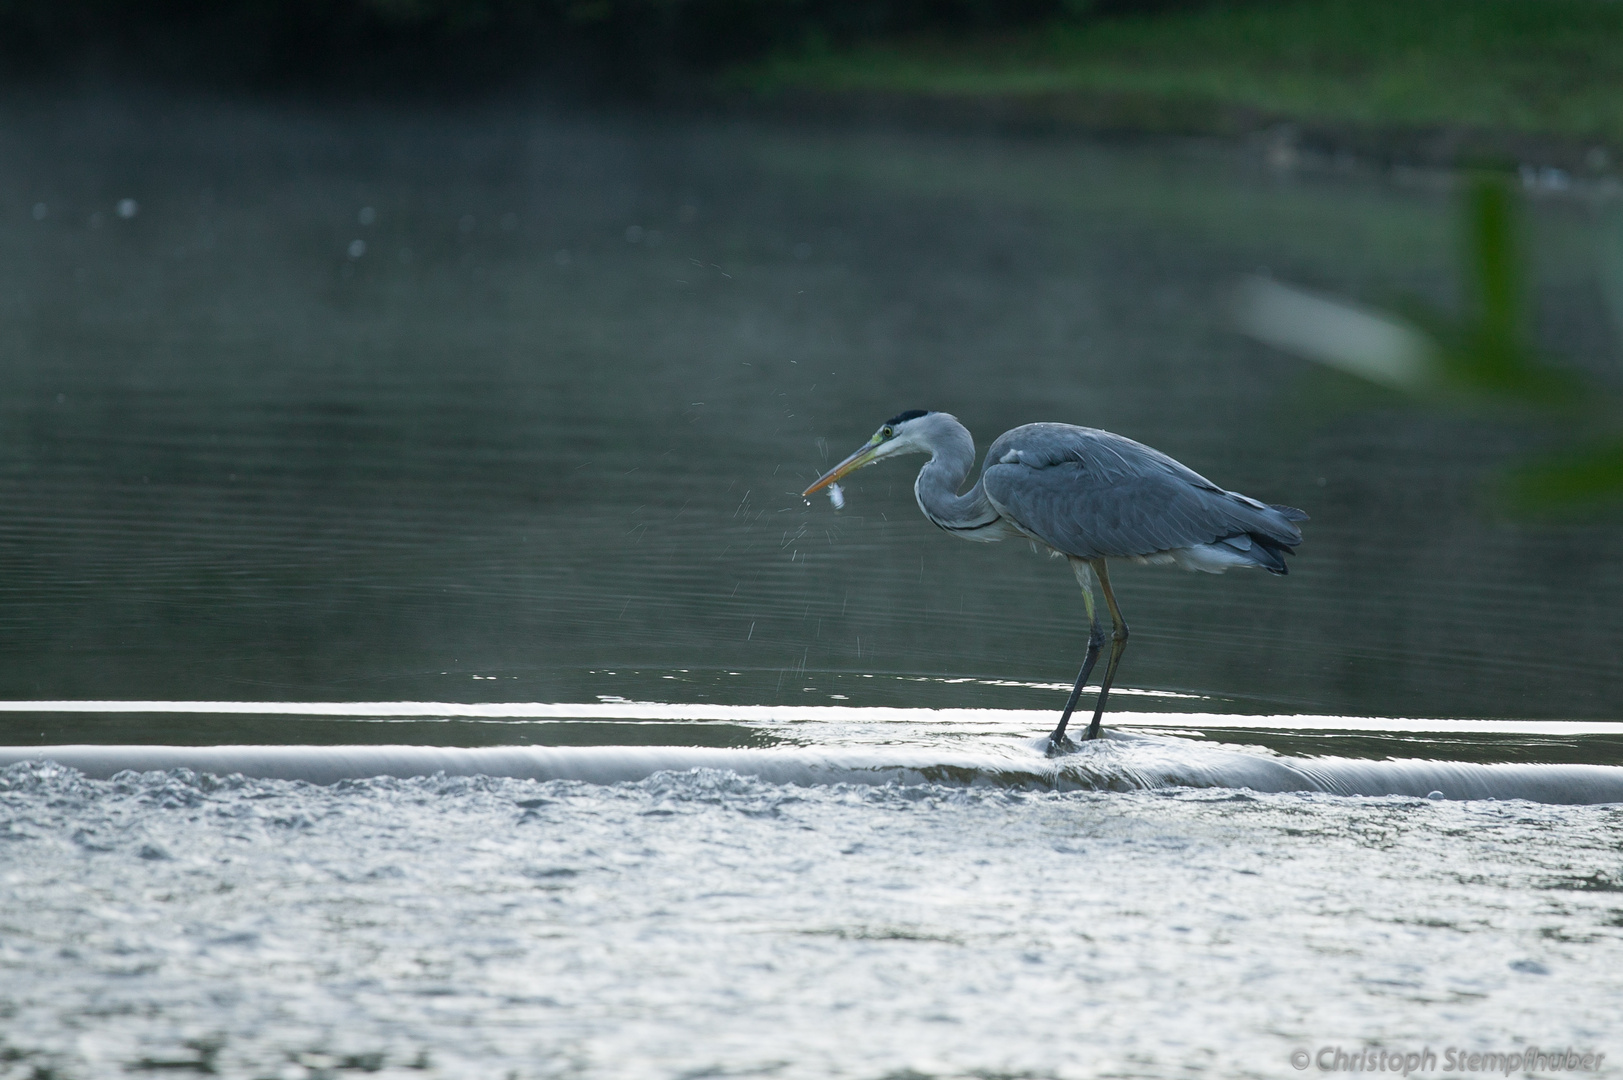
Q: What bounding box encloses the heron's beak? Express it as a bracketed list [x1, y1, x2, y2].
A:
[804, 438, 883, 497]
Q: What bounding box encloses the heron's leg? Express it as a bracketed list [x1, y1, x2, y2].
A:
[1083, 558, 1130, 741]
[1048, 558, 1106, 748]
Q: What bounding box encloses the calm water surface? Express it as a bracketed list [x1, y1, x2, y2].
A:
[1, 89, 1620, 727]
[2, 89, 1621, 1079]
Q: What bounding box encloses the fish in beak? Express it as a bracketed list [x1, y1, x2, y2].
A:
[803, 436, 886, 497]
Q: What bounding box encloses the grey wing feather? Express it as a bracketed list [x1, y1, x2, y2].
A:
[980, 424, 1305, 560]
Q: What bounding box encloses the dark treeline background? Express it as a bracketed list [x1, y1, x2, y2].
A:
[0, 0, 1184, 93]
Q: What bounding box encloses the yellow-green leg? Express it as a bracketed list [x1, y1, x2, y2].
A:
[1083, 558, 1129, 741]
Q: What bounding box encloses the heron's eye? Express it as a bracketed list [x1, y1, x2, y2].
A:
[881, 426, 894, 439]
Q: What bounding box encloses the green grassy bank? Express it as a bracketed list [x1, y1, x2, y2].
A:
[732, 0, 1623, 155]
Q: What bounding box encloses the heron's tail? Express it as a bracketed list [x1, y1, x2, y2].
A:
[1195, 531, 1296, 575]
[1246, 533, 1297, 575]
[1198, 497, 1305, 575]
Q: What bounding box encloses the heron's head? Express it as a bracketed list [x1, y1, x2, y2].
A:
[803, 409, 936, 497]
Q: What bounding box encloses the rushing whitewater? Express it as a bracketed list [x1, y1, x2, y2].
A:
[2, 759, 1620, 1079]
[3, 701, 1622, 804]
[5, 733, 1623, 803]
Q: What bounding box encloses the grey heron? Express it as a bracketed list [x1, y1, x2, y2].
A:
[804, 410, 1306, 748]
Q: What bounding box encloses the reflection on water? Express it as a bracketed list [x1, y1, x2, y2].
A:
[1, 89, 1621, 731]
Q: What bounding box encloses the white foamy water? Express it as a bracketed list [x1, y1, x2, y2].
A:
[2, 701, 1622, 803]
[5, 737, 1623, 803]
[2, 763, 1620, 1079]
[2, 705, 1622, 1078]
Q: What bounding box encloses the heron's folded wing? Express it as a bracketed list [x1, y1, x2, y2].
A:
[980, 426, 1303, 559]
[985, 424, 1221, 486]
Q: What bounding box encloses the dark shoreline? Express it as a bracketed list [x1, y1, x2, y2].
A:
[719, 87, 1623, 185]
[4, 67, 1616, 207]
[5, 47, 1617, 187]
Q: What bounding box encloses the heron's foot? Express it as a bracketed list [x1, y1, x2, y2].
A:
[1045, 733, 1079, 757]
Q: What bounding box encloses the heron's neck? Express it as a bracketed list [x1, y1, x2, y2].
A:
[913, 417, 999, 531]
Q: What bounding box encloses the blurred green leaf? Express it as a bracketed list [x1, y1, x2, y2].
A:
[1502, 438, 1623, 513]
[1596, 210, 1623, 340]
[1410, 174, 1588, 409]
[1470, 173, 1520, 352]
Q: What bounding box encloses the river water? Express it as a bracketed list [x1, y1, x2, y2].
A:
[0, 89, 1620, 1078]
